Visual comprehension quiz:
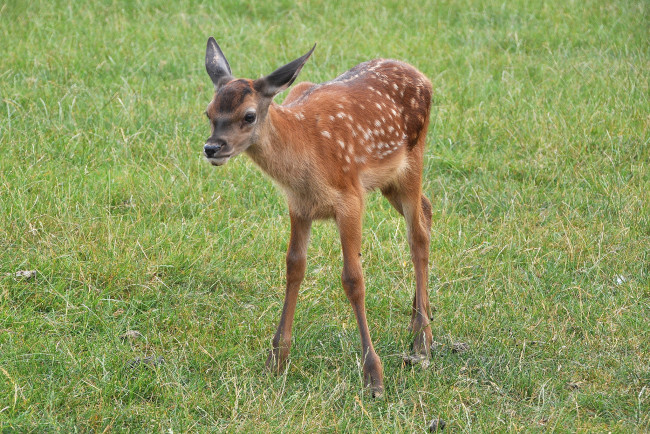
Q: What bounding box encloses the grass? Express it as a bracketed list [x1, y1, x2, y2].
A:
[1, 0, 648, 431]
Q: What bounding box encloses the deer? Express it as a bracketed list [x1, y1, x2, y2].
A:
[203, 37, 433, 397]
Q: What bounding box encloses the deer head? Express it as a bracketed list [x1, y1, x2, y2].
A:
[203, 37, 316, 166]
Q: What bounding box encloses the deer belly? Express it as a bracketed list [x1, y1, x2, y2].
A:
[360, 152, 410, 192]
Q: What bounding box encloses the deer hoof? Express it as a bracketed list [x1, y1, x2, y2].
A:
[410, 327, 433, 360]
[362, 356, 384, 398]
[364, 373, 384, 398]
[265, 348, 288, 374]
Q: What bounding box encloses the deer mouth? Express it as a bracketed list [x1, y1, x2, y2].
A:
[206, 155, 231, 166]
[204, 147, 232, 166]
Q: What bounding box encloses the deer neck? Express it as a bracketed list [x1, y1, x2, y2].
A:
[245, 102, 310, 189]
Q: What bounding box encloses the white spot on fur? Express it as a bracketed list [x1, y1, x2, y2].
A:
[338, 139, 345, 149]
[321, 131, 331, 138]
[374, 119, 381, 127]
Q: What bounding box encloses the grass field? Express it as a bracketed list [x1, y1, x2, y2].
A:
[1, 0, 649, 431]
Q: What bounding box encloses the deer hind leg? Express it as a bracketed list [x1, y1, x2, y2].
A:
[382, 184, 433, 361]
[336, 195, 384, 397]
[418, 194, 433, 321]
[266, 211, 312, 373]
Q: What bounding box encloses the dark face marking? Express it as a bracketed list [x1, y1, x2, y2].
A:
[214, 79, 254, 113]
[210, 116, 236, 135]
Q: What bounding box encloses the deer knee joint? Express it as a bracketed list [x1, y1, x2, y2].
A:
[286, 251, 306, 271]
[341, 270, 364, 301]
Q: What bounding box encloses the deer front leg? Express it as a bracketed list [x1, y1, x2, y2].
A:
[336, 200, 384, 397]
[266, 212, 312, 373]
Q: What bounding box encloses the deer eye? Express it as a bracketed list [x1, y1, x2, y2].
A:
[243, 111, 256, 124]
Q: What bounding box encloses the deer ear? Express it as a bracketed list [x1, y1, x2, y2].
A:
[254, 44, 316, 97]
[206, 37, 233, 90]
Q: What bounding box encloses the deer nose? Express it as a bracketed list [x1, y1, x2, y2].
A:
[204, 140, 226, 158]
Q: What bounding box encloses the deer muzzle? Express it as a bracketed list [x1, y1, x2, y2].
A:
[204, 140, 231, 165]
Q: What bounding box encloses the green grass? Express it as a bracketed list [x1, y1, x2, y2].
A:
[1, 0, 648, 431]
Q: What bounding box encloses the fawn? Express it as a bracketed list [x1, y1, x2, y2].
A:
[203, 37, 433, 397]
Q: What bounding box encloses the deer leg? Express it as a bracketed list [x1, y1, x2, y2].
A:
[415, 195, 433, 321]
[266, 212, 312, 373]
[382, 186, 433, 361]
[336, 199, 384, 397]
[403, 193, 433, 360]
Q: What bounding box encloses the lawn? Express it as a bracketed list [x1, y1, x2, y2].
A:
[1, 0, 648, 431]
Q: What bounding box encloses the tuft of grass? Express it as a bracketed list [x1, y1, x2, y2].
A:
[1, 0, 648, 431]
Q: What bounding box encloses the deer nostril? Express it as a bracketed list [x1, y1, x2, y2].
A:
[204, 143, 223, 158]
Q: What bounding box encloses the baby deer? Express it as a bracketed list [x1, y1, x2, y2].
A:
[203, 37, 433, 397]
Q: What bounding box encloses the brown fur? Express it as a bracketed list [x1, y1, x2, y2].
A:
[205, 50, 434, 397]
